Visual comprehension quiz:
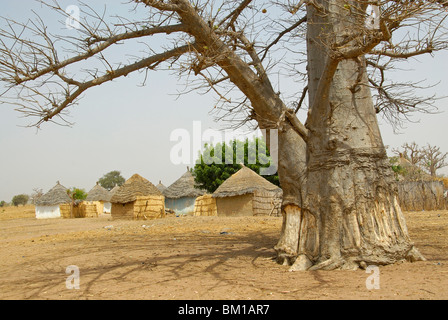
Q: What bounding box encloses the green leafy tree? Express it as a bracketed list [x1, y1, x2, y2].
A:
[11, 194, 29, 206]
[0, 201, 6, 207]
[389, 157, 407, 181]
[68, 188, 88, 201]
[194, 137, 279, 193]
[98, 171, 126, 191]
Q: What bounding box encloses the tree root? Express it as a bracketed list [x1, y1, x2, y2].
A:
[406, 246, 426, 262]
[288, 254, 313, 271]
[287, 248, 426, 271]
[276, 252, 296, 266]
[307, 257, 344, 271]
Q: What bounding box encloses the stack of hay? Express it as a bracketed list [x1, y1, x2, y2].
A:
[163, 169, 205, 216]
[62, 200, 86, 219]
[110, 174, 165, 220]
[193, 194, 217, 217]
[212, 166, 283, 217]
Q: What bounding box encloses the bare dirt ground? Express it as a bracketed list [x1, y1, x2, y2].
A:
[0, 205, 447, 300]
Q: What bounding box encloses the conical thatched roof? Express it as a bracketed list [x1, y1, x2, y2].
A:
[109, 185, 120, 196]
[156, 180, 167, 193]
[86, 183, 112, 202]
[163, 171, 205, 199]
[110, 174, 162, 204]
[35, 182, 71, 206]
[213, 166, 282, 198]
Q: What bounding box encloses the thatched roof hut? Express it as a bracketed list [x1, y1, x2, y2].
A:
[156, 180, 167, 193]
[36, 182, 71, 206]
[213, 165, 282, 198]
[111, 174, 162, 203]
[35, 181, 71, 219]
[110, 174, 165, 220]
[109, 185, 120, 196]
[86, 183, 112, 202]
[213, 166, 282, 216]
[163, 170, 205, 215]
[85, 183, 113, 215]
[163, 171, 205, 199]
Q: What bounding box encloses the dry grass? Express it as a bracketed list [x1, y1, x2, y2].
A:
[0, 204, 35, 220]
[0, 205, 447, 300]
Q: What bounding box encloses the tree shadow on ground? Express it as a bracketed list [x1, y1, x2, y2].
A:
[13, 230, 280, 299]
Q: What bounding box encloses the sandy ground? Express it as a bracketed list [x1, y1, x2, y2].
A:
[0, 205, 447, 300]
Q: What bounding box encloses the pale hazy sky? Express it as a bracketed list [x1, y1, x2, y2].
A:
[1, 1, 447, 202]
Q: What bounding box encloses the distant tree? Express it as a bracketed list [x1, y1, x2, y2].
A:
[389, 156, 406, 181]
[68, 188, 87, 201]
[30, 188, 44, 204]
[421, 144, 448, 177]
[393, 142, 424, 168]
[194, 137, 279, 193]
[11, 194, 29, 207]
[393, 142, 448, 179]
[0, 201, 6, 208]
[98, 171, 126, 191]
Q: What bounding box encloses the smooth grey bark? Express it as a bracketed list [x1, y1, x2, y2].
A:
[275, 1, 425, 270]
[175, 0, 424, 270]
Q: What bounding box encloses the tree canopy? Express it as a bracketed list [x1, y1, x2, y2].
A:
[98, 171, 126, 191]
[68, 187, 87, 201]
[0, 1, 446, 130]
[194, 137, 279, 193]
[11, 194, 29, 206]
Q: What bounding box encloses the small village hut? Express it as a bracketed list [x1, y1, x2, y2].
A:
[163, 170, 205, 215]
[85, 182, 112, 216]
[110, 174, 165, 220]
[35, 181, 72, 219]
[212, 166, 283, 216]
[155, 180, 167, 193]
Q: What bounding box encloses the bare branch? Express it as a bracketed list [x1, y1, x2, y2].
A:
[37, 44, 194, 126]
[1, 0, 447, 133]
[260, 15, 307, 62]
[217, 0, 252, 30]
[0, 23, 187, 85]
[136, 0, 180, 12]
[294, 85, 308, 114]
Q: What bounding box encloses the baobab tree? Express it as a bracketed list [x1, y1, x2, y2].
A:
[392, 142, 426, 180]
[393, 142, 448, 179]
[421, 144, 448, 177]
[1, 0, 448, 270]
[393, 142, 424, 167]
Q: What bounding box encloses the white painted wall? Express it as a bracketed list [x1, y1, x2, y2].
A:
[103, 202, 111, 214]
[35, 205, 61, 219]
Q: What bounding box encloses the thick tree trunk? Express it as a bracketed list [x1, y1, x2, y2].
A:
[275, 1, 424, 270]
[175, 0, 423, 271]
